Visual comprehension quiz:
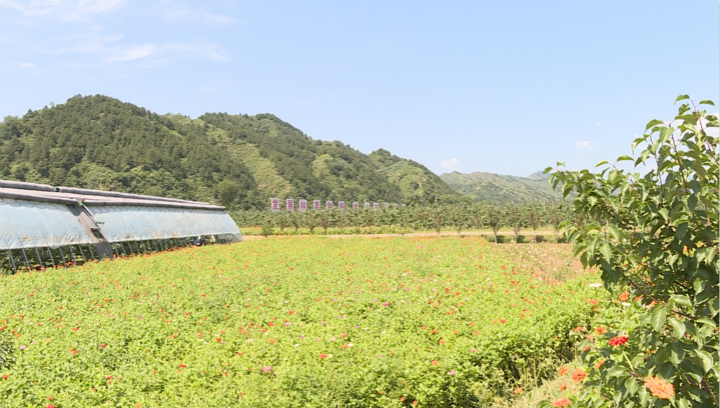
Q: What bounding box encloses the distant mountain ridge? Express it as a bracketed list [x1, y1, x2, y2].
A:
[439, 170, 561, 204]
[0, 95, 458, 209]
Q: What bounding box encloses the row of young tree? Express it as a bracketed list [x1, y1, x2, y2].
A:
[232, 200, 574, 239]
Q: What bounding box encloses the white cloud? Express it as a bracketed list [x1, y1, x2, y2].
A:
[14, 61, 36, 67]
[574, 140, 595, 150]
[439, 158, 460, 171]
[203, 13, 235, 25]
[107, 44, 157, 62]
[0, 0, 124, 21]
[102, 41, 230, 63]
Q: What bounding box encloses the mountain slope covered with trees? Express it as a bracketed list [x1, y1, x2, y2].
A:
[0, 95, 458, 209]
[440, 170, 562, 204]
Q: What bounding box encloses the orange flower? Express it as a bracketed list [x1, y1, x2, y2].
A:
[570, 369, 586, 382]
[644, 376, 675, 399]
[619, 291, 629, 301]
[593, 360, 605, 370]
[595, 326, 607, 335]
[514, 387, 522, 394]
[559, 383, 568, 391]
[558, 365, 571, 376]
[431, 360, 439, 365]
[552, 398, 571, 407]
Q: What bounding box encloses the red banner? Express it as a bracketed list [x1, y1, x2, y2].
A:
[270, 198, 280, 212]
[313, 200, 321, 210]
[286, 198, 294, 212]
[299, 199, 307, 211]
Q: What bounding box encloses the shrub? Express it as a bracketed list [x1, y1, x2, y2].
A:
[541, 96, 718, 408]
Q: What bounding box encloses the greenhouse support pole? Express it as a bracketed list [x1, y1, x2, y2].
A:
[46, 248, 55, 267]
[57, 247, 67, 267]
[20, 248, 30, 270]
[67, 245, 77, 265]
[34, 248, 43, 269]
[7, 250, 16, 274]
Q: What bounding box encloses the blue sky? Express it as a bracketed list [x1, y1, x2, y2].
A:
[1, 1, 717, 177]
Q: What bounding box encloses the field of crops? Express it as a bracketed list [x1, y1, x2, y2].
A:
[0, 237, 604, 407]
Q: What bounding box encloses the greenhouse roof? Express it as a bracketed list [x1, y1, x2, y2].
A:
[0, 180, 242, 271]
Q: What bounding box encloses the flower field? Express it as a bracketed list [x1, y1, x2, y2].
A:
[0, 237, 604, 407]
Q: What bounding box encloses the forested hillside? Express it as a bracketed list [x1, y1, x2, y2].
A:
[440, 170, 561, 204]
[0, 95, 457, 208]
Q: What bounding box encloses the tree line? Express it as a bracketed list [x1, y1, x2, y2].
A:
[232, 200, 574, 240]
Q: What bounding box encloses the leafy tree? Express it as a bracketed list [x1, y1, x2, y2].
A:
[504, 203, 524, 242]
[542, 96, 718, 408]
[486, 205, 503, 243]
[217, 179, 240, 208]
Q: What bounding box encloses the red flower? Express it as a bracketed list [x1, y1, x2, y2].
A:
[572, 326, 585, 332]
[619, 291, 629, 301]
[319, 353, 328, 359]
[571, 369, 586, 382]
[644, 376, 675, 399]
[588, 299, 599, 305]
[552, 398, 571, 407]
[431, 360, 439, 365]
[608, 335, 628, 347]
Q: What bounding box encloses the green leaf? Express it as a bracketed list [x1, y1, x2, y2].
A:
[624, 376, 639, 395]
[699, 100, 715, 106]
[595, 160, 609, 167]
[599, 243, 612, 263]
[606, 224, 623, 241]
[669, 295, 692, 308]
[675, 94, 690, 103]
[638, 385, 649, 405]
[669, 341, 685, 366]
[668, 317, 685, 338]
[616, 155, 634, 162]
[675, 222, 688, 241]
[650, 306, 667, 332]
[696, 349, 714, 373]
[607, 366, 626, 379]
[645, 119, 664, 130]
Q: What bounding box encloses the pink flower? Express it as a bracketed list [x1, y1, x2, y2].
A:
[262, 366, 272, 372]
[448, 370, 456, 376]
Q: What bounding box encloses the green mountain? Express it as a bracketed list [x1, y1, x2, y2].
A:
[0, 95, 457, 209]
[439, 171, 561, 204]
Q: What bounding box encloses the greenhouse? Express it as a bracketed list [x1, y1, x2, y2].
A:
[0, 180, 242, 273]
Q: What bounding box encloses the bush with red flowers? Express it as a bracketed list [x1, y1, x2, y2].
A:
[540, 96, 718, 408]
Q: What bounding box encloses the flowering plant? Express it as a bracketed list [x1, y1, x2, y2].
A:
[541, 96, 718, 407]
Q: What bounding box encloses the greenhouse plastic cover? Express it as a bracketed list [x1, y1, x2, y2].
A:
[0, 199, 95, 249]
[89, 205, 242, 242]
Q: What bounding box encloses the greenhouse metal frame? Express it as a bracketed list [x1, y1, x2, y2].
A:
[0, 180, 242, 273]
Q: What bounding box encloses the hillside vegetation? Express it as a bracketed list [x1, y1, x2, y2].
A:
[440, 171, 561, 204]
[0, 95, 457, 209]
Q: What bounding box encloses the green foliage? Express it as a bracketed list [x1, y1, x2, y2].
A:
[0, 95, 458, 210]
[440, 171, 565, 204]
[217, 179, 240, 208]
[0, 237, 598, 407]
[232, 201, 574, 240]
[541, 97, 718, 408]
